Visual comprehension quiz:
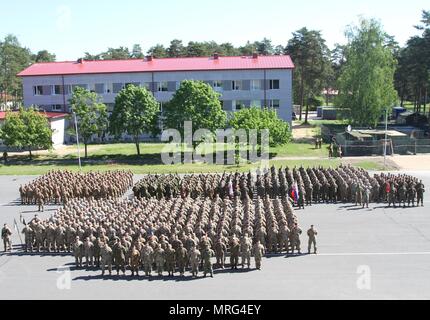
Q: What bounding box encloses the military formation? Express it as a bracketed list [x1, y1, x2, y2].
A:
[3, 167, 425, 280]
[19, 170, 133, 210]
[14, 194, 313, 278]
[133, 166, 425, 208]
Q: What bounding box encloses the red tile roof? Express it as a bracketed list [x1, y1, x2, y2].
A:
[17, 55, 295, 77]
[0, 111, 69, 120]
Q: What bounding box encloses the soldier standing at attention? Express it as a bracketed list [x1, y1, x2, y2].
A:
[154, 244, 165, 277]
[2, 224, 12, 252]
[214, 238, 227, 269]
[416, 180, 425, 207]
[328, 143, 334, 158]
[362, 185, 371, 209]
[100, 242, 113, 276]
[307, 225, 318, 255]
[73, 236, 83, 268]
[253, 240, 265, 270]
[337, 145, 343, 159]
[22, 224, 33, 253]
[112, 238, 126, 276]
[175, 242, 188, 276]
[230, 237, 240, 270]
[189, 246, 201, 278]
[201, 245, 215, 278]
[129, 245, 141, 277]
[141, 242, 154, 277]
[165, 244, 176, 277]
[290, 224, 302, 255]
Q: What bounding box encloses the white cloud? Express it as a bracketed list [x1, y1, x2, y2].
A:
[56, 5, 72, 32]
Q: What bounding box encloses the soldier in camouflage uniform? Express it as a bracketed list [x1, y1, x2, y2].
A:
[73, 236, 83, 268]
[2, 224, 12, 252]
[253, 240, 265, 270]
[165, 244, 176, 277]
[141, 242, 154, 277]
[175, 242, 188, 276]
[189, 246, 201, 278]
[154, 244, 165, 276]
[307, 225, 318, 254]
[100, 242, 113, 276]
[201, 245, 215, 278]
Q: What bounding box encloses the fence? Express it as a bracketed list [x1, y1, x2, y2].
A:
[334, 133, 430, 156]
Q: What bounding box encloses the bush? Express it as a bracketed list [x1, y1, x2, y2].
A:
[229, 107, 292, 147]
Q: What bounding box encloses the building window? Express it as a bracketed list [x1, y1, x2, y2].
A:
[113, 83, 124, 94]
[232, 80, 242, 91]
[269, 80, 280, 90]
[251, 80, 261, 91]
[251, 100, 262, 108]
[95, 84, 105, 94]
[213, 80, 223, 91]
[233, 100, 245, 111]
[269, 99, 280, 108]
[52, 105, 63, 112]
[53, 85, 64, 95]
[158, 82, 168, 92]
[33, 86, 43, 96]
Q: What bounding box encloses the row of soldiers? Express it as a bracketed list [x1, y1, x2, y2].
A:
[131, 166, 424, 209]
[133, 172, 254, 200]
[19, 170, 134, 208]
[17, 194, 317, 278]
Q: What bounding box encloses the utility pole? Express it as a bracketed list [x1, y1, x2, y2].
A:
[73, 112, 82, 171]
[384, 107, 388, 170]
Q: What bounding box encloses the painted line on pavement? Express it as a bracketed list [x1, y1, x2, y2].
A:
[316, 252, 430, 257]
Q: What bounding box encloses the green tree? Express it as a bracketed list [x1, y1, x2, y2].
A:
[0, 35, 33, 104]
[69, 87, 108, 158]
[286, 28, 331, 123]
[167, 39, 185, 57]
[131, 44, 144, 59]
[32, 50, 56, 63]
[0, 107, 52, 159]
[239, 41, 258, 55]
[336, 18, 398, 127]
[229, 107, 292, 147]
[101, 47, 131, 60]
[254, 38, 274, 55]
[186, 41, 210, 57]
[163, 80, 227, 139]
[395, 10, 430, 113]
[83, 52, 102, 60]
[109, 85, 160, 155]
[147, 44, 167, 58]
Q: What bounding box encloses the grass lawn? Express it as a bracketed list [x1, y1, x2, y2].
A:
[0, 142, 394, 175]
[0, 158, 392, 176]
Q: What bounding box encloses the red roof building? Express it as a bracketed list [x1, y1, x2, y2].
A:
[18, 55, 295, 77]
[0, 111, 69, 121]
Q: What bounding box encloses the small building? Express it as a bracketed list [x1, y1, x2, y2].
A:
[0, 111, 69, 149]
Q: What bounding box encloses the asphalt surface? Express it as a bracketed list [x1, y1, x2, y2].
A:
[0, 173, 429, 300]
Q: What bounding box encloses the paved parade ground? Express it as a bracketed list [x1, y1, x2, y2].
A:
[1, 172, 430, 300]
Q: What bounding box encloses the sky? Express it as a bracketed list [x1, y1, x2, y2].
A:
[0, 0, 428, 61]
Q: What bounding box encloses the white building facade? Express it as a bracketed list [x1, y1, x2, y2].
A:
[18, 55, 294, 140]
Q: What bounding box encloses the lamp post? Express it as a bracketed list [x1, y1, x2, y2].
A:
[384, 107, 388, 170]
[73, 112, 82, 171]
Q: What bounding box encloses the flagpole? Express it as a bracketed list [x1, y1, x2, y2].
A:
[14, 218, 23, 245]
